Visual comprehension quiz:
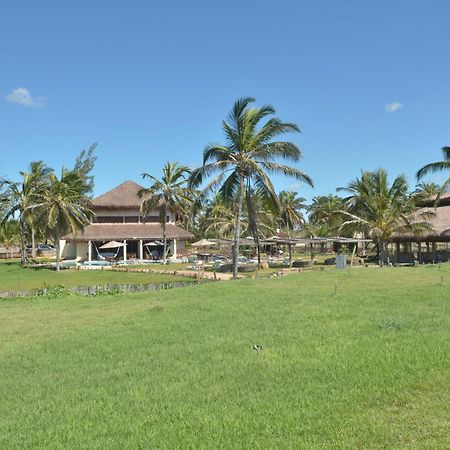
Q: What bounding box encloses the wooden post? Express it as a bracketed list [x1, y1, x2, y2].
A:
[417, 241, 422, 264]
[123, 240, 127, 262]
[88, 240, 92, 264]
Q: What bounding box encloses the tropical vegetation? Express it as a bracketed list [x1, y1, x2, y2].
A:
[139, 162, 193, 264]
[1, 98, 449, 269]
[189, 97, 313, 277]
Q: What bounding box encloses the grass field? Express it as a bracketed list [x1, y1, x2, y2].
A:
[0, 261, 193, 293]
[0, 264, 449, 448]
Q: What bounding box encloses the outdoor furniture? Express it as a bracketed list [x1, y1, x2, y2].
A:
[238, 264, 258, 273]
[292, 260, 314, 268]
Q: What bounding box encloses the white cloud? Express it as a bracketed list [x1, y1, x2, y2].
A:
[384, 101, 403, 113]
[6, 87, 46, 107]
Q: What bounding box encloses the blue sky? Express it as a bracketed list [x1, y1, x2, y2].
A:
[1, 0, 449, 201]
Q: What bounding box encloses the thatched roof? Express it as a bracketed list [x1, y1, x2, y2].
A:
[93, 180, 146, 210]
[391, 204, 450, 242]
[421, 190, 450, 207]
[62, 223, 195, 242]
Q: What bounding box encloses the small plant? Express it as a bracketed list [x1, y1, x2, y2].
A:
[36, 284, 70, 298]
[378, 319, 402, 331]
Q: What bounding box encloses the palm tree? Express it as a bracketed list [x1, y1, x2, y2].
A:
[0, 161, 51, 264]
[308, 195, 345, 232]
[203, 194, 243, 238]
[34, 169, 93, 271]
[189, 97, 313, 278]
[277, 191, 307, 234]
[0, 219, 19, 258]
[411, 182, 441, 205]
[139, 162, 192, 264]
[338, 169, 431, 266]
[417, 147, 450, 201]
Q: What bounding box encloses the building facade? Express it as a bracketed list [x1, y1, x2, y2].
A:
[60, 180, 194, 262]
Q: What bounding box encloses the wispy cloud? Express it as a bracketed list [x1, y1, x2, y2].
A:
[6, 87, 46, 108]
[384, 101, 403, 113]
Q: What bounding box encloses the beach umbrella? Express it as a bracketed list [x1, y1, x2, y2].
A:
[99, 240, 126, 249]
[144, 241, 164, 247]
[191, 239, 217, 247]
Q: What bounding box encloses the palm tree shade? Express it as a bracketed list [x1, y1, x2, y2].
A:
[189, 97, 313, 278]
[139, 162, 193, 264]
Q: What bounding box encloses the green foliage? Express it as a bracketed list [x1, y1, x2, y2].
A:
[139, 162, 193, 263]
[190, 97, 313, 276]
[73, 143, 97, 196]
[0, 260, 189, 293]
[338, 169, 432, 264]
[277, 190, 306, 233]
[417, 146, 450, 194]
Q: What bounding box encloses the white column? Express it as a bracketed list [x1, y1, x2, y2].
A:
[123, 240, 127, 262]
[88, 240, 92, 263]
[139, 239, 143, 260]
[173, 239, 177, 259]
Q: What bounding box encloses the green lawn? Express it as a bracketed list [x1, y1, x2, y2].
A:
[0, 260, 192, 293]
[0, 264, 449, 448]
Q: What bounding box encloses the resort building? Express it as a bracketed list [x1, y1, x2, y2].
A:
[390, 190, 450, 263]
[60, 180, 194, 262]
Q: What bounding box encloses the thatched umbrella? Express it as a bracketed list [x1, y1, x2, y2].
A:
[192, 239, 217, 247]
[99, 240, 126, 249]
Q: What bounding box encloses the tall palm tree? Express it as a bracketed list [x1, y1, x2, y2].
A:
[277, 191, 307, 234]
[338, 169, 431, 266]
[189, 97, 313, 278]
[417, 147, 450, 201]
[34, 169, 93, 271]
[0, 161, 51, 264]
[139, 162, 192, 264]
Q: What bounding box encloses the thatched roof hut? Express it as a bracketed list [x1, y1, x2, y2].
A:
[391, 191, 450, 243]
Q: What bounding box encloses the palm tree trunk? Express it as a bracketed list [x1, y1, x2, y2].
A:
[31, 228, 36, 258]
[162, 221, 167, 264]
[256, 238, 261, 266]
[379, 240, 389, 267]
[232, 175, 245, 279]
[19, 213, 27, 266]
[55, 222, 61, 271]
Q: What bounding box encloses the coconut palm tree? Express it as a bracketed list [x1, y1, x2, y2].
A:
[0, 219, 19, 258]
[308, 195, 345, 231]
[189, 97, 313, 278]
[338, 169, 431, 266]
[277, 191, 307, 234]
[139, 162, 192, 264]
[0, 161, 51, 264]
[34, 169, 93, 271]
[411, 182, 441, 205]
[417, 147, 450, 201]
